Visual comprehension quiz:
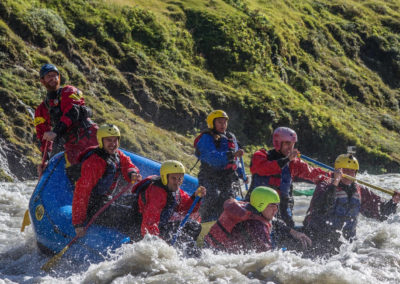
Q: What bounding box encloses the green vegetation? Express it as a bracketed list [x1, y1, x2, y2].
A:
[1, 0, 400, 177]
[0, 168, 13, 182]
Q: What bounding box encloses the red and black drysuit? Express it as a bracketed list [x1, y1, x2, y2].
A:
[131, 176, 201, 253]
[204, 199, 292, 253]
[34, 85, 98, 168]
[247, 148, 329, 227]
[72, 147, 139, 234]
[303, 179, 398, 257]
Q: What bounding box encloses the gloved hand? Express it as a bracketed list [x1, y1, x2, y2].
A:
[195, 186, 206, 197]
[290, 229, 312, 250]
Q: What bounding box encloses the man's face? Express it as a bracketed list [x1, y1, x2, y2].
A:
[167, 173, 184, 192]
[341, 168, 357, 185]
[261, 203, 279, 221]
[40, 71, 60, 91]
[102, 136, 119, 155]
[214, 117, 228, 133]
[280, 141, 295, 156]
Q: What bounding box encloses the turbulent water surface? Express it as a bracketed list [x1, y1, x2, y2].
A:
[1, 173, 400, 283]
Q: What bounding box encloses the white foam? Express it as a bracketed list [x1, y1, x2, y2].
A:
[0, 175, 399, 283]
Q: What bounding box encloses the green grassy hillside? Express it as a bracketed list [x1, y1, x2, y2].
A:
[1, 0, 400, 181]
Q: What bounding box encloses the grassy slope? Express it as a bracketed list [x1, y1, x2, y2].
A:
[1, 0, 400, 181]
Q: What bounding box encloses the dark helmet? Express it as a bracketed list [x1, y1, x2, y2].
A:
[39, 64, 59, 78]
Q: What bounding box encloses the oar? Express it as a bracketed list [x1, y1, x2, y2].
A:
[39, 141, 50, 179]
[171, 195, 201, 246]
[300, 154, 395, 196]
[240, 157, 249, 193]
[41, 182, 135, 271]
[21, 142, 51, 232]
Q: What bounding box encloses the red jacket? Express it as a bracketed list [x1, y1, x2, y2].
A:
[138, 180, 200, 237]
[72, 149, 139, 226]
[250, 148, 329, 188]
[34, 85, 87, 152]
[34, 102, 51, 153]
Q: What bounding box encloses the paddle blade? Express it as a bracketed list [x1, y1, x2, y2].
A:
[293, 189, 315, 196]
[197, 220, 216, 247]
[20, 209, 31, 232]
[41, 245, 70, 271]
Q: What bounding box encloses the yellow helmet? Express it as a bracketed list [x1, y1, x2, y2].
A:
[206, 110, 229, 129]
[334, 154, 359, 170]
[160, 160, 186, 185]
[97, 124, 121, 148]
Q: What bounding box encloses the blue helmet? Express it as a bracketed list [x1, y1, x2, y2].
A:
[39, 64, 59, 78]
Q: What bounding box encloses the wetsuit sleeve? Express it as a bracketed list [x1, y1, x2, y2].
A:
[311, 181, 336, 214]
[231, 135, 245, 178]
[178, 189, 201, 213]
[360, 186, 397, 220]
[72, 155, 106, 227]
[250, 150, 284, 176]
[34, 102, 52, 153]
[272, 218, 292, 236]
[290, 158, 329, 184]
[197, 133, 230, 168]
[118, 150, 140, 182]
[53, 85, 86, 137]
[140, 185, 167, 237]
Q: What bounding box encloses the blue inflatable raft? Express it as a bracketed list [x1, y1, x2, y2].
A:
[28, 150, 198, 262]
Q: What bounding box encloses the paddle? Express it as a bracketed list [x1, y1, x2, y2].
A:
[293, 188, 315, 196]
[240, 157, 249, 193]
[171, 195, 201, 246]
[300, 154, 395, 196]
[39, 141, 50, 179]
[41, 182, 135, 271]
[21, 141, 51, 233]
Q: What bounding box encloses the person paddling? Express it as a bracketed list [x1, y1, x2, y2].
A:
[34, 63, 98, 183]
[303, 154, 400, 257]
[133, 160, 206, 256]
[204, 186, 311, 253]
[246, 127, 330, 228]
[194, 110, 248, 222]
[72, 124, 141, 238]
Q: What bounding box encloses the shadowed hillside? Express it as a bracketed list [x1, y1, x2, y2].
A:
[1, 0, 400, 181]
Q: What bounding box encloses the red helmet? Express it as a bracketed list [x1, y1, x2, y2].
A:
[272, 127, 297, 151]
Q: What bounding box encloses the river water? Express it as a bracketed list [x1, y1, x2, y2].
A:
[1, 173, 399, 283]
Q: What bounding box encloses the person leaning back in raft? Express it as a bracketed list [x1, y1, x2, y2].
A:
[204, 186, 311, 253]
[303, 154, 400, 257]
[72, 124, 141, 238]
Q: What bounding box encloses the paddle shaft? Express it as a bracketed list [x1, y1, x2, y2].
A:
[41, 182, 135, 271]
[300, 154, 395, 196]
[171, 196, 201, 246]
[39, 141, 50, 179]
[240, 157, 249, 192]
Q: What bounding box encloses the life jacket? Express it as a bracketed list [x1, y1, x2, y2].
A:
[249, 149, 292, 197]
[193, 129, 237, 170]
[327, 183, 362, 239]
[130, 176, 182, 235]
[44, 88, 63, 128]
[80, 147, 122, 196]
[204, 199, 271, 251]
[44, 86, 94, 137]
